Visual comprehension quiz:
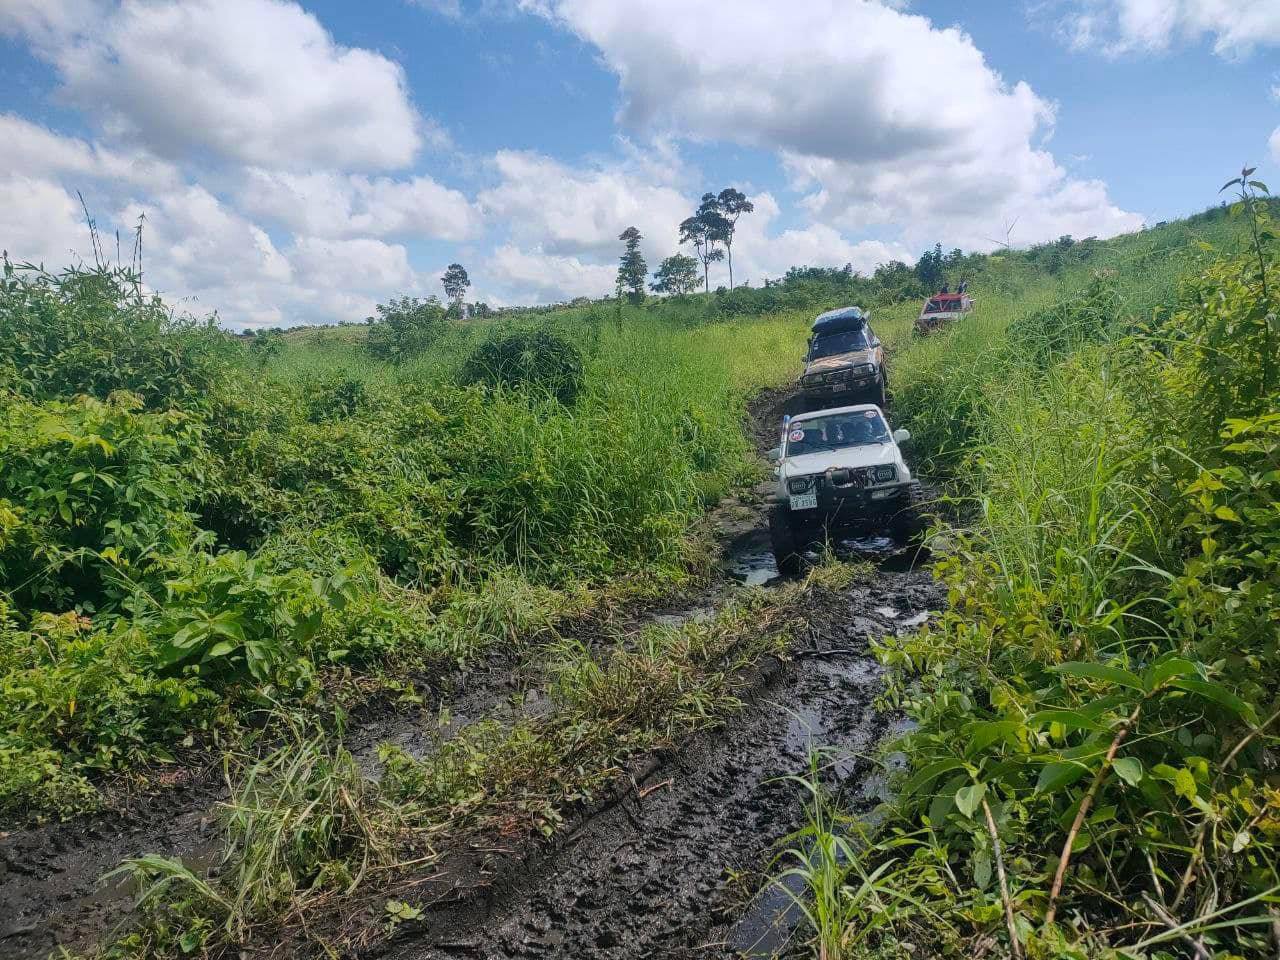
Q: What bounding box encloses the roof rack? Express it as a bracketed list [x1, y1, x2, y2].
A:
[811, 306, 869, 335]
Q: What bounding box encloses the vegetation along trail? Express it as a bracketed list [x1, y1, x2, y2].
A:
[3, 179, 1276, 960]
[0, 369, 939, 959]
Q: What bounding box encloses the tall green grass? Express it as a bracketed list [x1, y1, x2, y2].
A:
[779, 194, 1280, 959]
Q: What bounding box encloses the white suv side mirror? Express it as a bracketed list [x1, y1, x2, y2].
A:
[767, 446, 782, 462]
[892, 428, 911, 444]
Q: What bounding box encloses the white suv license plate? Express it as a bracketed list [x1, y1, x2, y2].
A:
[789, 493, 818, 511]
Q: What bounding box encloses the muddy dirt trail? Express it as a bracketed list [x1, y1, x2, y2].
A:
[384, 571, 941, 960]
[0, 384, 941, 960]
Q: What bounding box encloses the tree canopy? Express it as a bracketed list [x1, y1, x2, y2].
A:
[650, 253, 701, 296]
[616, 226, 648, 304]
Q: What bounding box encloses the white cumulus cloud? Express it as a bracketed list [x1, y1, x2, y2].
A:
[12, 0, 431, 171]
[0, 176, 92, 268]
[487, 244, 618, 302]
[524, 0, 1143, 249]
[1049, 0, 1280, 58]
[479, 150, 693, 259]
[238, 169, 480, 241]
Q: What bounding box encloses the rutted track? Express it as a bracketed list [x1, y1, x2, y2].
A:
[0, 384, 942, 959]
[385, 571, 941, 960]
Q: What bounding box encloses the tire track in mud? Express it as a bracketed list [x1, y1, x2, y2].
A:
[383, 568, 942, 960]
[377, 385, 941, 959]
[0, 595, 735, 960]
[0, 648, 523, 959]
[0, 522, 787, 960]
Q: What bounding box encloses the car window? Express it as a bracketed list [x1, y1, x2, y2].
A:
[785, 410, 890, 455]
[808, 328, 869, 359]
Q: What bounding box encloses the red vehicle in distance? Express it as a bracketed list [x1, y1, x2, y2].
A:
[914, 290, 974, 335]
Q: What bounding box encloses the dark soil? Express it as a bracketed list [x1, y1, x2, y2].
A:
[383, 569, 943, 960]
[0, 383, 945, 959]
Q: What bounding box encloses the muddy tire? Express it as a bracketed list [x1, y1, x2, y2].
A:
[768, 505, 804, 576]
[873, 375, 888, 410]
[891, 482, 927, 544]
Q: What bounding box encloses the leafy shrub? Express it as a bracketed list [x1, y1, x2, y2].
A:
[0, 391, 203, 611]
[365, 296, 447, 364]
[303, 373, 367, 423]
[850, 240, 1280, 958]
[248, 331, 284, 366]
[0, 259, 230, 407]
[459, 328, 585, 405]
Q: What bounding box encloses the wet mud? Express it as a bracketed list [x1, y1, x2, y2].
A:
[1, 383, 945, 959]
[385, 570, 943, 960]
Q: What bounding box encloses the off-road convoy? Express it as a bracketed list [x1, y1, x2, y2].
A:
[771, 306, 923, 572]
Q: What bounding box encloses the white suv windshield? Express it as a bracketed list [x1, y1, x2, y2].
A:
[785, 410, 890, 455]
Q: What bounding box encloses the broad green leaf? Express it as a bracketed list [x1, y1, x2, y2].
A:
[1112, 756, 1143, 787]
[1173, 768, 1197, 801]
[1169, 678, 1259, 724]
[1028, 709, 1106, 733]
[1213, 505, 1241, 522]
[964, 720, 1022, 757]
[1143, 656, 1198, 693]
[901, 758, 966, 797]
[955, 781, 987, 819]
[1037, 760, 1089, 795]
[1050, 661, 1143, 692]
[973, 851, 992, 890]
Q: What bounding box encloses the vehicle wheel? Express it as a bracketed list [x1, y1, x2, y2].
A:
[769, 505, 804, 576]
[891, 483, 927, 545]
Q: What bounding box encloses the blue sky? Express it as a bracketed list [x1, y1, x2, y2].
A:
[1, 0, 1277, 328]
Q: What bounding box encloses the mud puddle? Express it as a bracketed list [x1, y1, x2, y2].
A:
[386, 567, 944, 960]
[1, 645, 565, 960]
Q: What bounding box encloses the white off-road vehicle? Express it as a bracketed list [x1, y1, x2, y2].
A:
[766, 404, 924, 574]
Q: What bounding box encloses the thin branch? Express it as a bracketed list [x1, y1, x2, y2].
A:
[982, 797, 1023, 960]
[1143, 894, 1210, 960]
[1173, 705, 1280, 910]
[1045, 703, 1141, 926]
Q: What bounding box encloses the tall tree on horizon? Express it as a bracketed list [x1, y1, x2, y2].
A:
[442, 263, 471, 315]
[679, 195, 728, 293]
[616, 226, 648, 304]
[716, 187, 754, 288]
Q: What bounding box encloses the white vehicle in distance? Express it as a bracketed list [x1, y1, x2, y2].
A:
[766, 403, 925, 574]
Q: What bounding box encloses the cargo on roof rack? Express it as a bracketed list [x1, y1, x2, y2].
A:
[811, 306, 869, 336]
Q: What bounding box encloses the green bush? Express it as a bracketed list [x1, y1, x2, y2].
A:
[459, 328, 585, 405]
[0, 259, 230, 407]
[1007, 270, 1121, 366]
[0, 391, 203, 611]
[364, 296, 447, 364]
[848, 239, 1280, 958]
